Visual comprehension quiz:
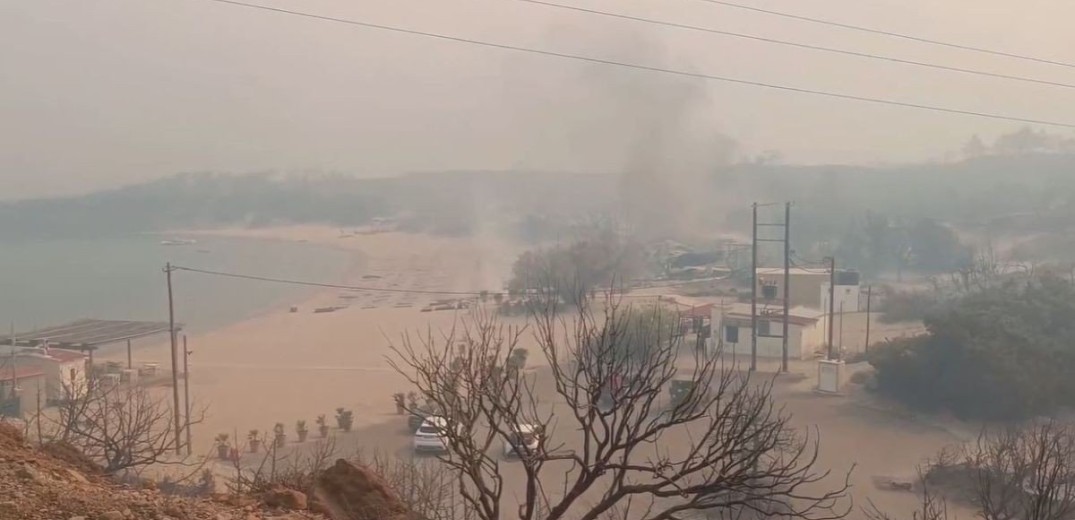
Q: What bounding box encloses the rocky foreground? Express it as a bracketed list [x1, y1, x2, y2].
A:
[0, 423, 415, 520]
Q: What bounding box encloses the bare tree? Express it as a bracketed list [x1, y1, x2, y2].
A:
[48, 379, 204, 474]
[963, 420, 1075, 520]
[390, 297, 852, 520]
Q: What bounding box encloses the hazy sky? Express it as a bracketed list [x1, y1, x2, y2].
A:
[3, 0, 1074, 198]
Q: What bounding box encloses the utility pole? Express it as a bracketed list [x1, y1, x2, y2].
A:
[9, 324, 17, 389]
[751, 202, 792, 371]
[838, 301, 845, 359]
[165, 263, 182, 456]
[183, 334, 192, 456]
[750, 203, 758, 372]
[126, 339, 132, 370]
[782, 202, 791, 373]
[827, 256, 836, 360]
[864, 285, 873, 354]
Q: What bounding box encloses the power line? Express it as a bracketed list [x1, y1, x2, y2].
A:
[514, 0, 1075, 90]
[190, 0, 1075, 128]
[694, 0, 1075, 70]
[171, 265, 714, 297]
[171, 265, 491, 296]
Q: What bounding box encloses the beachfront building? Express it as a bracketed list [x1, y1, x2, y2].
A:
[710, 303, 826, 360]
[14, 347, 89, 401]
[0, 319, 175, 403]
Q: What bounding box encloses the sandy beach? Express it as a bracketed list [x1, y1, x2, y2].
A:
[102, 226, 525, 448]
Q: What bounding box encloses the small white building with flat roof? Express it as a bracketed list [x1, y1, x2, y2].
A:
[710, 303, 826, 360]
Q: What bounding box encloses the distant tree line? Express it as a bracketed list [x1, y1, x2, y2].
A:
[506, 226, 647, 303]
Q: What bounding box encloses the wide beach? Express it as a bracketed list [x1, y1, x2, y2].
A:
[102, 225, 525, 449]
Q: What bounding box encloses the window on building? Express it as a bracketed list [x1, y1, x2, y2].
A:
[757, 320, 771, 336]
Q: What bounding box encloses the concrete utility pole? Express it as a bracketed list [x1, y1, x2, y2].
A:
[750, 203, 758, 372]
[781, 202, 791, 373]
[165, 263, 182, 456]
[827, 256, 836, 360]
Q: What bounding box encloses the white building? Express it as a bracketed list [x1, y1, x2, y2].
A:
[710, 303, 826, 360]
[14, 347, 89, 401]
[755, 267, 861, 311]
[820, 281, 860, 340]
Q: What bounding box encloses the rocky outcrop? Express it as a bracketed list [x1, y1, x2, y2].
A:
[263, 487, 309, 511]
[313, 459, 418, 520]
[0, 420, 323, 520]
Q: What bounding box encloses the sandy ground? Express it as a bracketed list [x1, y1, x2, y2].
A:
[102, 226, 961, 518]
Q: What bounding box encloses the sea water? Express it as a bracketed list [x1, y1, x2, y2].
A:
[0, 235, 354, 340]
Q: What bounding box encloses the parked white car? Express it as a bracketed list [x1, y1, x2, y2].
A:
[503, 424, 543, 459]
[413, 416, 451, 453]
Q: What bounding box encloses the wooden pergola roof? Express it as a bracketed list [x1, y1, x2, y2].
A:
[0, 319, 178, 351]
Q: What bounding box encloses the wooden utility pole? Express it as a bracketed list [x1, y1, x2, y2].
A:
[9, 324, 17, 388]
[827, 256, 836, 360]
[126, 339, 132, 370]
[750, 203, 758, 372]
[165, 263, 182, 456]
[183, 334, 192, 456]
[864, 285, 873, 354]
[781, 202, 791, 373]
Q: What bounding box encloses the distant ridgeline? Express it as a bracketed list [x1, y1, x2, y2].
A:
[0, 171, 612, 240]
[2, 154, 1074, 244]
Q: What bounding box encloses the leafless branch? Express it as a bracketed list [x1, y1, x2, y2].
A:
[390, 294, 853, 520]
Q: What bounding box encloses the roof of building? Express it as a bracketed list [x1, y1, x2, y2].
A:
[756, 267, 830, 277]
[43, 349, 87, 363]
[0, 366, 45, 382]
[718, 303, 825, 326]
[0, 320, 175, 350]
[680, 304, 716, 319]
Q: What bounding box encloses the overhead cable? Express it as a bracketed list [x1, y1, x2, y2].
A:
[694, 0, 1075, 70]
[515, 0, 1075, 90]
[190, 0, 1075, 128]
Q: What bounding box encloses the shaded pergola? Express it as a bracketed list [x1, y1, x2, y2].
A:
[0, 319, 179, 365]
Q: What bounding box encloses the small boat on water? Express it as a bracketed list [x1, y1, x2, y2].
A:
[161, 239, 197, 246]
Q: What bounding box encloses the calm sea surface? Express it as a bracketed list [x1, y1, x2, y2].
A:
[0, 235, 354, 340]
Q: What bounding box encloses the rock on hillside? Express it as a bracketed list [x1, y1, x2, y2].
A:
[313, 459, 420, 520]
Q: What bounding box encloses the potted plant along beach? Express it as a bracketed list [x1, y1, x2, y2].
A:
[248, 430, 261, 454]
[273, 423, 286, 448]
[214, 434, 230, 460]
[316, 415, 330, 438]
[296, 420, 309, 443]
[335, 408, 354, 432]
[507, 348, 529, 373]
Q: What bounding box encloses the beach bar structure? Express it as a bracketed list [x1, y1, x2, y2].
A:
[0, 320, 177, 407]
[0, 319, 177, 371]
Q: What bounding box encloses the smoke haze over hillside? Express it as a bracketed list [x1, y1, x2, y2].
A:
[3, 0, 1074, 198]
